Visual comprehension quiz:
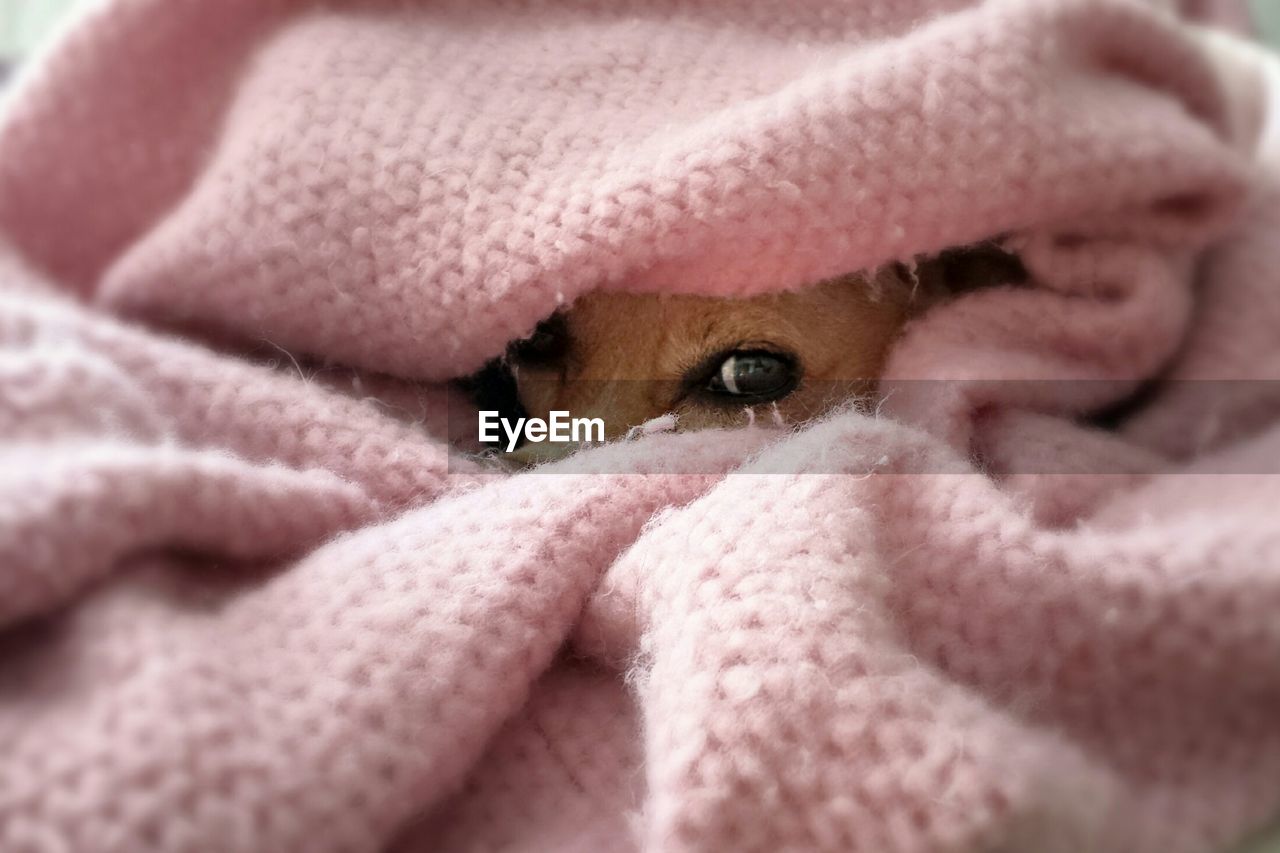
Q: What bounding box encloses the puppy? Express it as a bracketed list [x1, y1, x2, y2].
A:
[482, 244, 1023, 462]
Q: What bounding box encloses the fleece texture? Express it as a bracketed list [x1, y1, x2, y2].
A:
[2, 1, 1280, 851]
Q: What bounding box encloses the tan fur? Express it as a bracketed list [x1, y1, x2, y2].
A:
[497, 244, 1024, 463]
[508, 267, 918, 462]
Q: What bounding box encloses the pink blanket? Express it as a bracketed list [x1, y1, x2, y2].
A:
[3, 1, 1280, 850]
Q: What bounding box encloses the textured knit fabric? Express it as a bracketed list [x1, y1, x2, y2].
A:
[2, 1, 1280, 852]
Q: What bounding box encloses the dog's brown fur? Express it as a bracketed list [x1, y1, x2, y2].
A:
[514, 267, 912, 433]
[495, 245, 1024, 462]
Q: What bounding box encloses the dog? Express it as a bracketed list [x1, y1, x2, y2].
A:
[471, 244, 1024, 463]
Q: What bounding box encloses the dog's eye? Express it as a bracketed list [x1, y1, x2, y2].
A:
[704, 349, 798, 402]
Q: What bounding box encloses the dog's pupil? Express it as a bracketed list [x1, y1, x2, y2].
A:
[709, 351, 795, 399]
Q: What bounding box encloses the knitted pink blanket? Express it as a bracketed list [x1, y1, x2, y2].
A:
[3, 1, 1280, 851]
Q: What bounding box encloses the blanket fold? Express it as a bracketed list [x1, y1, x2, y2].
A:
[3, 1, 1280, 852]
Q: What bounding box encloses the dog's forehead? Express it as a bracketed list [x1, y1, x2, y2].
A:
[537, 272, 909, 382]
[565, 291, 796, 375]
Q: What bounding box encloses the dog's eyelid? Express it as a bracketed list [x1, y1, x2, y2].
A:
[676, 340, 750, 388]
[681, 340, 790, 377]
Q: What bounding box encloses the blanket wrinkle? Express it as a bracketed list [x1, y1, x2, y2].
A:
[574, 419, 1131, 853]
[3, 1, 1280, 852]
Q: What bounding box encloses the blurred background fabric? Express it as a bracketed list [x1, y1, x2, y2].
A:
[1, 1, 85, 60]
[1251, 1, 1280, 42]
[1, 0, 1279, 68]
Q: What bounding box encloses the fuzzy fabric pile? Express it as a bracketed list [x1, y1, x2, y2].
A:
[3, 1, 1280, 851]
